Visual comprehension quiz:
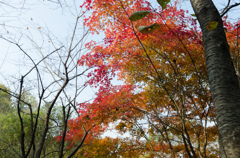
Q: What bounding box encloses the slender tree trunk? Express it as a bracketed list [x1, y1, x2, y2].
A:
[190, 0, 240, 157]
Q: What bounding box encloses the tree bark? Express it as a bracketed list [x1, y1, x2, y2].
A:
[190, 0, 240, 157]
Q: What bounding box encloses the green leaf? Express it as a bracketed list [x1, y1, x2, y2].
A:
[206, 21, 219, 31]
[191, 14, 196, 17]
[138, 23, 160, 33]
[157, 0, 170, 10]
[129, 11, 151, 21]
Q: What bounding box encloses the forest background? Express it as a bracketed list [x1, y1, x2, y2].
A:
[0, 0, 240, 157]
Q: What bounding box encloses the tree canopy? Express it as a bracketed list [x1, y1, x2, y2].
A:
[62, 0, 240, 157]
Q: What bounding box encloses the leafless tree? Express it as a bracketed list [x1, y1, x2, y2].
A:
[0, 1, 96, 157]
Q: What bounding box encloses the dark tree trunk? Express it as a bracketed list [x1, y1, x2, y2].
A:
[190, 0, 240, 157]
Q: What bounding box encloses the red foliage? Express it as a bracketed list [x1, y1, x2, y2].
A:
[59, 0, 240, 156]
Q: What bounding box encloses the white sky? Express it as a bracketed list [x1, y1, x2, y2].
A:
[0, 1, 99, 101]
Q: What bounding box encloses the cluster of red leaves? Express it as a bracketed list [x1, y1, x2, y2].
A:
[61, 85, 139, 150]
[80, 0, 92, 10]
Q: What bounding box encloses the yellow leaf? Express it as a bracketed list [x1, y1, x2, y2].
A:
[38, 27, 41, 29]
[224, 27, 227, 34]
[157, 0, 170, 10]
[138, 23, 160, 33]
[206, 21, 218, 31]
[129, 11, 150, 21]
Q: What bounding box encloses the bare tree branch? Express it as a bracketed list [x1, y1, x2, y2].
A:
[221, 3, 240, 17]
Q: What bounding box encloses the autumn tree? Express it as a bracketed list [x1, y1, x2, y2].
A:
[63, 0, 240, 157]
[68, 0, 216, 157]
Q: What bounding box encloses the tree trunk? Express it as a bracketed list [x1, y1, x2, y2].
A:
[190, 0, 240, 157]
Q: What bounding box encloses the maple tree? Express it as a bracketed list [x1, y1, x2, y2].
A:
[58, 0, 240, 157]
